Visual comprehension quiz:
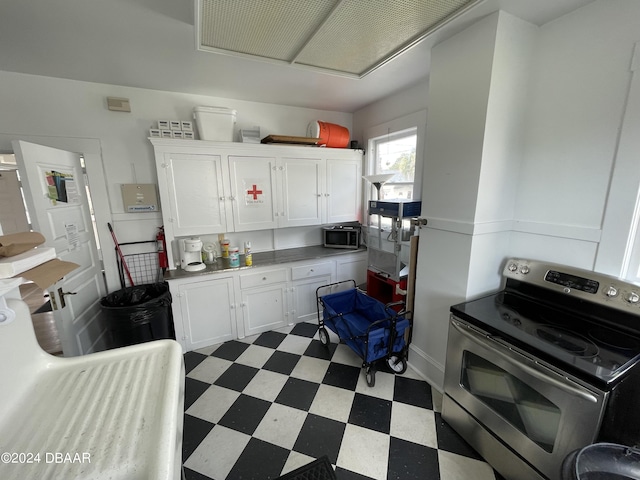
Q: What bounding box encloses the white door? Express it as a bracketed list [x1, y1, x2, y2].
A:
[0, 169, 30, 234]
[13, 140, 107, 356]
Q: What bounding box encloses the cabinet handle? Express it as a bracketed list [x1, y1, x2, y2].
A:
[229, 195, 235, 201]
[325, 193, 330, 197]
[310, 269, 314, 272]
[317, 194, 322, 197]
[262, 277, 267, 281]
[219, 196, 225, 201]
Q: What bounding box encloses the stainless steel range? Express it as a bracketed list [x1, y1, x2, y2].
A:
[442, 258, 640, 480]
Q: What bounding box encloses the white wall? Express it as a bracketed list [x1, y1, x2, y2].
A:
[513, 0, 640, 273]
[0, 71, 353, 292]
[353, 2, 640, 390]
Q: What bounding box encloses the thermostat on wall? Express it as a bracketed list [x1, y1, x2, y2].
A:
[121, 184, 158, 213]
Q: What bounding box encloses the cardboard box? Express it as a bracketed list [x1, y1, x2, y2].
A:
[0, 232, 46, 257]
[19, 259, 79, 289]
[0, 232, 78, 289]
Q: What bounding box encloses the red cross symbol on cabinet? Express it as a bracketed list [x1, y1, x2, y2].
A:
[247, 184, 263, 200]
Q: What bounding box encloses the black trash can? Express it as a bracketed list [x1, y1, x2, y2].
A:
[562, 443, 640, 480]
[101, 282, 174, 348]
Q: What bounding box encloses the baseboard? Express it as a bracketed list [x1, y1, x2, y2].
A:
[407, 343, 445, 392]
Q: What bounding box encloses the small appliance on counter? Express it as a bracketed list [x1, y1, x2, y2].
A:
[179, 237, 206, 272]
[323, 223, 361, 249]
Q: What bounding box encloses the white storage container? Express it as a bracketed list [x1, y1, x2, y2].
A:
[193, 106, 236, 141]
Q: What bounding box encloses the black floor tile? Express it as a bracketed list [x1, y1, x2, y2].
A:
[184, 377, 211, 409]
[335, 467, 376, 480]
[393, 376, 433, 409]
[254, 330, 288, 349]
[275, 377, 320, 411]
[183, 466, 214, 480]
[348, 393, 392, 434]
[218, 394, 272, 435]
[293, 413, 346, 465]
[227, 437, 290, 480]
[263, 350, 301, 375]
[290, 322, 319, 338]
[182, 414, 214, 461]
[322, 362, 361, 390]
[304, 339, 338, 361]
[184, 351, 208, 374]
[387, 437, 440, 480]
[210, 340, 250, 361]
[214, 363, 259, 391]
[434, 412, 483, 460]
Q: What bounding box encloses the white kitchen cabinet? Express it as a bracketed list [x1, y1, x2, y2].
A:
[326, 157, 362, 224]
[157, 152, 231, 237]
[336, 250, 368, 286]
[290, 260, 335, 323]
[278, 156, 323, 227]
[170, 275, 237, 351]
[238, 268, 290, 336]
[228, 155, 278, 232]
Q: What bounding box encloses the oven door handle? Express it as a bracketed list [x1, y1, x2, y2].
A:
[451, 319, 599, 403]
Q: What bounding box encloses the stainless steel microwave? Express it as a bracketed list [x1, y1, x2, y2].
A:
[323, 225, 360, 249]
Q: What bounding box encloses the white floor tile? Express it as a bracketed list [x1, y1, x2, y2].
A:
[242, 369, 289, 402]
[187, 356, 233, 384]
[390, 402, 437, 448]
[276, 334, 312, 355]
[253, 403, 308, 450]
[281, 451, 316, 476]
[437, 450, 497, 480]
[337, 424, 390, 479]
[234, 344, 274, 369]
[290, 356, 330, 383]
[185, 425, 250, 480]
[330, 343, 362, 367]
[194, 344, 219, 356]
[186, 384, 240, 424]
[309, 384, 355, 423]
[355, 369, 396, 399]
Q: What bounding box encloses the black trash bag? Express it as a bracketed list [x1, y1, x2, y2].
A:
[101, 282, 174, 347]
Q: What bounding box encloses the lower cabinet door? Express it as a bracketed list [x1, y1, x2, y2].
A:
[292, 274, 332, 323]
[177, 277, 236, 351]
[240, 284, 288, 337]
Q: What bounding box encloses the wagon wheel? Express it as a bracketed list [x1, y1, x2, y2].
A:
[387, 355, 407, 374]
[365, 366, 376, 387]
[318, 327, 330, 347]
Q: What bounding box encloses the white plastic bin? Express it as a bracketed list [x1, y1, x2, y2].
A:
[193, 106, 236, 141]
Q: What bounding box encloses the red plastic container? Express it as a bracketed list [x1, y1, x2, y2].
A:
[308, 121, 350, 148]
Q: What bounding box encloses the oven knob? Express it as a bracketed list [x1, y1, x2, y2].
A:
[605, 286, 618, 298]
[519, 265, 530, 274]
[508, 263, 518, 272]
[625, 292, 640, 304]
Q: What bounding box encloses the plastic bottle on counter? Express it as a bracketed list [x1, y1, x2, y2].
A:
[221, 239, 230, 258]
[244, 241, 252, 266]
[229, 246, 240, 267]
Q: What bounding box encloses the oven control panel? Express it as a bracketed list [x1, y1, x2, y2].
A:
[504, 258, 640, 312]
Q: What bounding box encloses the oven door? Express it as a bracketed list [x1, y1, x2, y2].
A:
[443, 315, 607, 480]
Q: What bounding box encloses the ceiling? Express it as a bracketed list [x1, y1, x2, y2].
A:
[0, 0, 595, 113]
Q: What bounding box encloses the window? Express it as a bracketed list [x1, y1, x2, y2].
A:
[369, 127, 417, 200]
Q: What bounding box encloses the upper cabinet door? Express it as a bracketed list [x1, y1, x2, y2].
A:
[279, 157, 323, 228]
[325, 157, 362, 224]
[228, 155, 278, 232]
[163, 153, 230, 236]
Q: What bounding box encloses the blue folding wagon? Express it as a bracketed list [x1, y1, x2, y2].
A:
[316, 280, 412, 387]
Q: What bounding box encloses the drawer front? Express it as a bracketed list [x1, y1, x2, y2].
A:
[291, 262, 334, 281]
[240, 268, 288, 289]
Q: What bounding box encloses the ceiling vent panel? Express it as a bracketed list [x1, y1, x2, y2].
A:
[197, 0, 479, 77]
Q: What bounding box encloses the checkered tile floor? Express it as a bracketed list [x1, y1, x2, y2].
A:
[182, 322, 502, 480]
